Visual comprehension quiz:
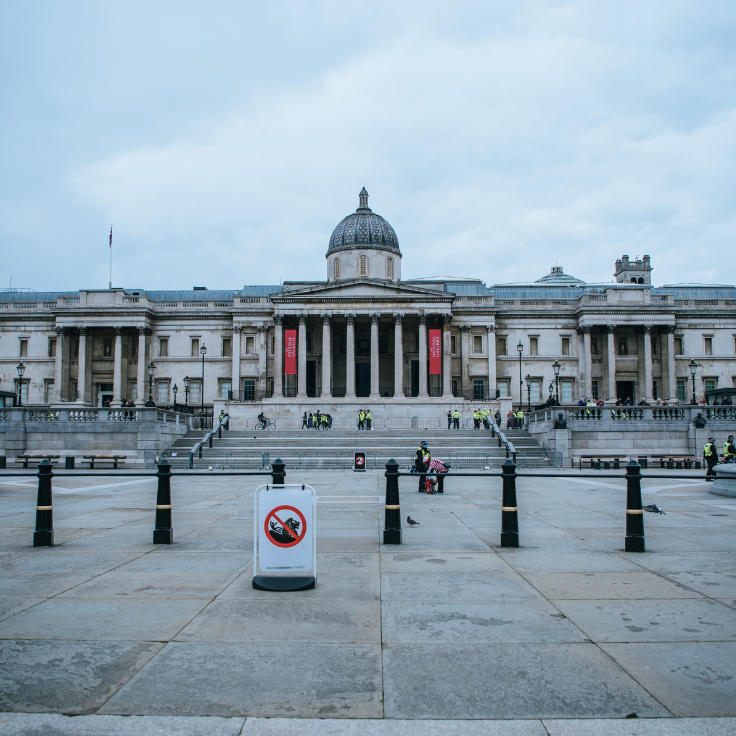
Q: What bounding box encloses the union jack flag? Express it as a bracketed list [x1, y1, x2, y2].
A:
[109, 225, 113, 247]
[429, 458, 447, 473]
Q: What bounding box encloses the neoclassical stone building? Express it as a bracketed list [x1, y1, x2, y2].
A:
[1, 190, 734, 420]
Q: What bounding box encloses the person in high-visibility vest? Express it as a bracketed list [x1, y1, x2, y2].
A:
[704, 437, 719, 480]
[723, 435, 736, 463]
[452, 409, 460, 429]
[366, 410, 372, 430]
[359, 410, 365, 430]
[517, 409, 525, 428]
[473, 409, 480, 429]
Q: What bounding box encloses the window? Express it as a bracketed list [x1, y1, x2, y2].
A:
[104, 339, 112, 357]
[473, 379, 485, 401]
[334, 258, 340, 280]
[246, 336, 255, 354]
[497, 379, 510, 398]
[270, 336, 275, 354]
[529, 337, 538, 356]
[48, 338, 57, 358]
[243, 380, 255, 401]
[704, 337, 713, 356]
[560, 380, 573, 403]
[306, 332, 312, 351]
[44, 380, 55, 403]
[159, 338, 169, 357]
[592, 381, 599, 401]
[591, 337, 598, 355]
[130, 381, 137, 401]
[72, 338, 79, 358]
[131, 340, 138, 358]
[530, 381, 541, 403]
[474, 335, 483, 354]
[220, 381, 232, 399]
[71, 381, 78, 402]
[189, 381, 201, 404]
[676, 380, 686, 402]
[675, 337, 683, 355]
[652, 381, 658, 400]
[451, 335, 457, 354]
[191, 338, 200, 357]
[20, 339, 28, 357]
[359, 254, 367, 277]
[222, 338, 232, 357]
[387, 257, 393, 279]
[705, 379, 716, 393]
[652, 337, 658, 356]
[16, 381, 28, 404]
[618, 337, 628, 356]
[156, 380, 170, 405]
[560, 337, 570, 356]
[497, 337, 507, 356]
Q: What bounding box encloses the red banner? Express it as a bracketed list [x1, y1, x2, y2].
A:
[429, 329, 442, 374]
[284, 329, 297, 375]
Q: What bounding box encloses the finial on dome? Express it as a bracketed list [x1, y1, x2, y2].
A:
[357, 187, 370, 212]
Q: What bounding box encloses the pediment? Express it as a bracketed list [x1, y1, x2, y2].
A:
[273, 279, 452, 301]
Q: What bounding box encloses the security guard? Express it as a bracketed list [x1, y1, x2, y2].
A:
[473, 409, 480, 429]
[416, 441, 430, 492]
[452, 409, 460, 429]
[704, 437, 719, 480]
[366, 410, 372, 430]
[358, 409, 365, 430]
[724, 435, 736, 463]
[517, 408, 524, 428]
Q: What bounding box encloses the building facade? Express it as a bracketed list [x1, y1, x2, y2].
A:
[1, 190, 733, 418]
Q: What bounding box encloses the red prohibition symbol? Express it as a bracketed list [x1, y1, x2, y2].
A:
[355, 455, 365, 465]
[265, 505, 307, 548]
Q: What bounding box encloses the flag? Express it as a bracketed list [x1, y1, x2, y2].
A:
[109, 225, 113, 247]
[284, 329, 297, 374]
[429, 329, 441, 374]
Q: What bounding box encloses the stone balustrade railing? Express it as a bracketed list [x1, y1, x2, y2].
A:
[526, 405, 710, 426]
[0, 406, 195, 427]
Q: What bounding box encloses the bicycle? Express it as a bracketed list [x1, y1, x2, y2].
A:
[255, 419, 275, 430]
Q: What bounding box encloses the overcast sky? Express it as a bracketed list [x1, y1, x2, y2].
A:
[1, 1, 735, 292]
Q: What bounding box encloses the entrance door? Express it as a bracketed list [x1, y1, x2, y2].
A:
[306, 361, 317, 397]
[410, 360, 419, 397]
[98, 383, 113, 407]
[356, 363, 370, 397]
[616, 381, 635, 403]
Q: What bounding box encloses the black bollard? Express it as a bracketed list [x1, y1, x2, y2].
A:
[500, 458, 519, 548]
[153, 459, 173, 544]
[625, 460, 645, 552]
[209, 433, 213, 448]
[271, 458, 286, 485]
[383, 458, 402, 544]
[34, 458, 54, 547]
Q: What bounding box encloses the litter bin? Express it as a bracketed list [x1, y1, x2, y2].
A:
[638, 457, 648, 469]
[65, 456, 75, 469]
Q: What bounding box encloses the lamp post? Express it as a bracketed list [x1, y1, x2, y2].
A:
[16, 362, 25, 407]
[688, 359, 698, 405]
[146, 361, 156, 406]
[525, 373, 532, 411]
[549, 381, 554, 401]
[183, 375, 190, 407]
[172, 383, 178, 411]
[517, 340, 523, 412]
[200, 344, 207, 415]
[552, 359, 561, 402]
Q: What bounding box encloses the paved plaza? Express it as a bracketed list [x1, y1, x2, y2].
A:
[0, 466, 734, 734]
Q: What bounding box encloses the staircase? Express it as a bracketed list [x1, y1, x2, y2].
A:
[166, 426, 556, 470]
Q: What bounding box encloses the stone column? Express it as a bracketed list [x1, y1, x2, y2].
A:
[418, 314, 428, 397]
[273, 315, 283, 397]
[136, 327, 147, 406]
[643, 325, 653, 402]
[297, 315, 307, 398]
[370, 313, 380, 398]
[54, 327, 64, 402]
[460, 325, 470, 396]
[111, 327, 123, 406]
[257, 325, 268, 396]
[666, 326, 677, 400]
[231, 326, 241, 400]
[321, 315, 332, 398]
[76, 328, 88, 404]
[582, 327, 593, 400]
[443, 315, 452, 396]
[393, 314, 403, 397]
[606, 326, 616, 402]
[487, 325, 496, 400]
[345, 314, 356, 397]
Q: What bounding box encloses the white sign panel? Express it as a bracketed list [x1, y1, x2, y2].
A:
[255, 484, 316, 577]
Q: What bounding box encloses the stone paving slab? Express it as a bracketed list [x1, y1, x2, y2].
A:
[380, 571, 541, 600]
[379, 550, 510, 573]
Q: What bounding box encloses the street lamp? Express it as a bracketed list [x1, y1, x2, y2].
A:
[688, 359, 698, 405]
[200, 344, 207, 415]
[172, 383, 178, 411]
[552, 359, 561, 402]
[517, 340, 523, 411]
[183, 375, 190, 407]
[146, 361, 156, 406]
[525, 373, 532, 411]
[549, 381, 554, 399]
[16, 362, 25, 407]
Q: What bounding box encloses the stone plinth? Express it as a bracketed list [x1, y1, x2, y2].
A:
[711, 464, 736, 497]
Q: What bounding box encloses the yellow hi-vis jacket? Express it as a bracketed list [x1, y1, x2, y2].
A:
[452, 411, 460, 419]
[704, 443, 717, 458]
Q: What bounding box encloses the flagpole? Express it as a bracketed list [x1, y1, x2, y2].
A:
[108, 225, 113, 289]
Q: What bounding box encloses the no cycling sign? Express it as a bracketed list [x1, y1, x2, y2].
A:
[253, 484, 316, 591]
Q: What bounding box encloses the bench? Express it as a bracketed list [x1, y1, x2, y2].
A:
[81, 455, 127, 469]
[574, 456, 626, 471]
[14, 455, 60, 468]
[652, 456, 700, 470]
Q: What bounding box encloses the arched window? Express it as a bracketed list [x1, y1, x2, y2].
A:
[387, 257, 393, 279]
[334, 257, 340, 280]
[638, 277, 644, 284]
[359, 254, 367, 277]
[630, 278, 637, 283]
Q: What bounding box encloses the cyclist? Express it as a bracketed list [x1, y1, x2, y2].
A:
[257, 411, 270, 429]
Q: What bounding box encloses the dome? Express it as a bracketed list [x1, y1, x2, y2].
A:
[327, 188, 401, 256]
[535, 265, 585, 285]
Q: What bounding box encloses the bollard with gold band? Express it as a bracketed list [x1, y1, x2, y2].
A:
[625, 459, 645, 552]
[383, 458, 402, 545]
[500, 458, 519, 547]
[153, 458, 173, 544]
[34, 458, 54, 547]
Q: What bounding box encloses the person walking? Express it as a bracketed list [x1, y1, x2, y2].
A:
[301, 412, 308, 430]
[704, 437, 718, 481]
[495, 410, 501, 428]
[724, 435, 736, 463]
[447, 410, 452, 430]
[415, 440, 430, 492]
[307, 412, 314, 429]
[321, 412, 328, 430]
[366, 409, 372, 430]
[452, 409, 460, 429]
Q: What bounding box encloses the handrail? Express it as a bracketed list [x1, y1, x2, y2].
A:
[188, 413, 230, 468]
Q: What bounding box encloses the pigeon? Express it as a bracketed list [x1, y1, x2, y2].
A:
[406, 516, 420, 526]
[643, 503, 666, 515]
